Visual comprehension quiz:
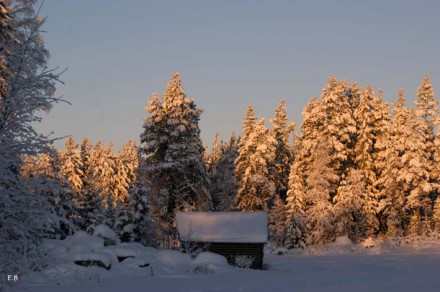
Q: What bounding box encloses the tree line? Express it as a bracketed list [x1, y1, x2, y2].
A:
[23, 73, 440, 251]
[2, 0, 440, 278]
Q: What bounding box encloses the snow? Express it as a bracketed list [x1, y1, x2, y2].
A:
[192, 252, 231, 274]
[9, 235, 440, 292]
[176, 212, 268, 243]
[64, 231, 105, 252]
[93, 224, 121, 245]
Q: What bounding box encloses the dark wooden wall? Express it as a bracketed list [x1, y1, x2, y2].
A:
[207, 242, 264, 269]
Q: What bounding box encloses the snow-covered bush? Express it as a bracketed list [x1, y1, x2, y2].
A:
[193, 252, 229, 273]
[92, 224, 120, 246]
[234, 255, 255, 269]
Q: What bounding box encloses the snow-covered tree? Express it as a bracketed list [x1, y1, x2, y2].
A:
[305, 137, 338, 245]
[23, 153, 76, 239]
[59, 136, 84, 192]
[354, 86, 390, 237]
[235, 104, 257, 181]
[298, 96, 324, 183]
[415, 74, 438, 137]
[285, 146, 307, 249]
[209, 132, 239, 211]
[433, 197, 440, 233]
[140, 73, 212, 247]
[0, 0, 11, 103]
[0, 0, 64, 277]
[268, 194, 287, 246]
[318, 77, 358, 194]
[379, 90, 432, 236]
[236, 118, 276, 211]
[333, 168, 366, 242]
[269, 99, 295, 201]
[415, 75, 438, 206]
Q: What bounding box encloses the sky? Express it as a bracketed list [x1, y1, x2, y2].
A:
[36, 0, 440, 150]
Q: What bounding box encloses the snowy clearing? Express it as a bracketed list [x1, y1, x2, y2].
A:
[6, 235, 440, 292]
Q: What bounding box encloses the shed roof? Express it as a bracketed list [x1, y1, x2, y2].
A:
[175, 212, 268, 243]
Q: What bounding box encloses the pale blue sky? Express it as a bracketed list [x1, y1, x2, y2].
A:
[37, 0, 440, 149]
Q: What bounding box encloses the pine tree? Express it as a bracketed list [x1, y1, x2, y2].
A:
[236, 118, 276, 211]
[59, 136, 84, 192]
[26, 153, 76, 239]
[433, 197, 440, 233]
[415, 75, 438, 207]
[207, 132, 222, 170]
[318, 77, 358, 196]
[209, 132, 238, 211]
[116, 140, 138, 204]
[140, 73, 212, 247]
[380, 90, 432, 236]
[305, 137, 338, 245]
[268, 194, 287, 246]
[121, 176, 155, 246]
[285, 145, 307, 249]
[333, 168, 366, 242]
[354, 86, 390, 237]
[235, 104, 257, 181]
[269, 99, 295, 201]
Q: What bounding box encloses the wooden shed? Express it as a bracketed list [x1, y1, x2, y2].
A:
[176, 212, 268, 269]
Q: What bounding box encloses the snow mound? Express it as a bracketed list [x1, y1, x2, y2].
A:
[334, 236, 353, 247]
[363, 237, 376, 248]
[64, 231, 104, 252]
[192, 252, 230, 273]
[93, 224, 120, 246]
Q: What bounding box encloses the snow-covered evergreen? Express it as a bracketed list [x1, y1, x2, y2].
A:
[354, 86, 390, 237]
[236, 118, 276, 211]
[333, 168, 366, 242]
[59, 136, 84, 192]
[269, 99, 295, 201]
[379, 90, 432, 236]
[305, 137, 338, 245]
[208, 132, 239, 211]
[285, 150, 307, 249]
[140, 73, 212, 247]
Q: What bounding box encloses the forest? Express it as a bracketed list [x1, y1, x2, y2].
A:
[2, 0, 440, 278]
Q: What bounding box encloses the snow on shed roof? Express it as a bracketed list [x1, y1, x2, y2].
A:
[176, 212, 268, 243]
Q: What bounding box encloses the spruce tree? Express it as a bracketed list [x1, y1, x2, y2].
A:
[209, 132, 239, 211]
[415, 75, 438, 207]
[285, 145, 307, 249]
[140, 73, 212, 247]
[28, 153, 75, 239]
[235, 104, 257, 181]
[333, 168, 366, 242]
[305, 136, 338, 245]
[236, 118, 276, 211]
[354, 86, 390, 237]
[59, 136, 84, 192]
[380, 90, 431, 236]
[268, 194, 287, 246]
[269, 99, 295, 201]
[318, 77, 358, 197]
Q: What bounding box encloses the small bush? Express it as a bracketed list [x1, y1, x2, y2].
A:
[193, 263, 215, 274]
[234, 255, 254, 269]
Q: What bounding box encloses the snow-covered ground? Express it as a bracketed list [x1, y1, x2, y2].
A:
[6, 232, 440, 292]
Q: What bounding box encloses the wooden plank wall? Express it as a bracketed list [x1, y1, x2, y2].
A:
[207, 243, 264, 269]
